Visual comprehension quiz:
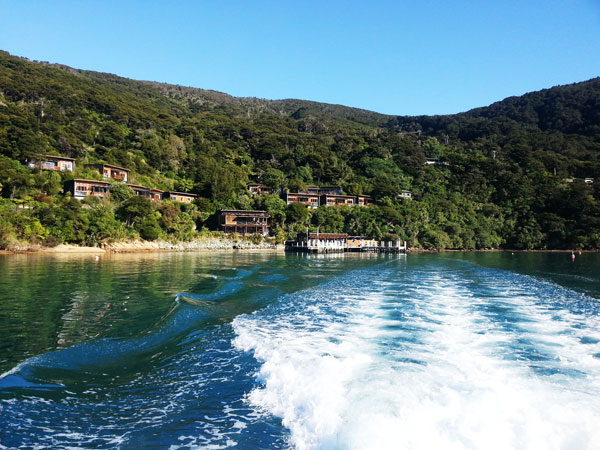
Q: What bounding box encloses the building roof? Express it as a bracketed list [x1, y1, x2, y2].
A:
[68, 178, 111, 185]
[220, 209, 270, 217]
[37, 154, 76, 161]
[86, 163, 130, 172]
[321, 194, 356, 199]
[168, 191, 198, 197]
[308, 233, 348, 239]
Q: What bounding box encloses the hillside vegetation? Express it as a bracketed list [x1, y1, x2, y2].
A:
[1, 50, 599, 249]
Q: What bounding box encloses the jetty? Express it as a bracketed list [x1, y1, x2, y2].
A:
[286, 233, 407, 254]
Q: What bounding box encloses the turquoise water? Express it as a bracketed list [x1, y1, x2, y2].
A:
[1, 252, 599, 449]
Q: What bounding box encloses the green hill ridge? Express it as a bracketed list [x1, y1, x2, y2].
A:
[1, 50, 599, 250]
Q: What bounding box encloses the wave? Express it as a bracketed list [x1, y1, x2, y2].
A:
[233, 263, 600, 449]
[0, 269, 259, 392]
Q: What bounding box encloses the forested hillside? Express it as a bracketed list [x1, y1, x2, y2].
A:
[1, 50, 599, 249]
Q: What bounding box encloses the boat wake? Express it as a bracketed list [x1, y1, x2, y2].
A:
[233, 263, 600, 449]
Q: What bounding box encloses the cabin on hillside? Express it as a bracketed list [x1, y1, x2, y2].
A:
[85, 163, 129, 182]
[248, 183, 274, 195]
[219, 210, 270, 236]
[163, 191, 198, 203]
[28, 155, 75, 172]
[128, 184, 163, 201]
[64, 179, 111, 200]
[398, 190, 412, 200]
[356, 195, 374, 206]
[282, 192, 320, 209]
[320, 194, 356, 207]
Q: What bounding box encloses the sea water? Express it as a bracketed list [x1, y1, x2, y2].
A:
[0, 252, 599, 449]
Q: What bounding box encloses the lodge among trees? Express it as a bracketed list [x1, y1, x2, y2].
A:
[27, 155, 75, 172]
[163, 191, 198, 203]
[218, 210, 270, 236]
[64, 179, 111, 200]
[85, 163, 129, 182]
[248, 183, 274, 196]
[128, 185, 163, 201]
[268, 184, 374, 209]
[281, 192, 320, 208]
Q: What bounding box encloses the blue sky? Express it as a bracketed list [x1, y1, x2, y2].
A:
[1, 0, 599, 115]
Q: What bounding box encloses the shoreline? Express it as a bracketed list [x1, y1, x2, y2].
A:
[0, 238, 285, 255]
[1, 244, 597, 256]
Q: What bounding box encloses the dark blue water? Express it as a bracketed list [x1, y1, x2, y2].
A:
[1, 252, 599, 449]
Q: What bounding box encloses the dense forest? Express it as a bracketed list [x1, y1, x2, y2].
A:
[1, 50, 599, 249]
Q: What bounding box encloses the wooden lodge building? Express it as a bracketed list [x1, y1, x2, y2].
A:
[64, 180, 197, 203]
[27, 157, 199, 203]
[320, 194, 356, 207]
[28, 155, 75, 172]
[281, 191, 373, 208]
[64, 179, 111, 200]
[128, 184, 164, 201]
[282, 192, 321, 209]
[248, 183, 274, 195]
[219, 210, 270, 236]
[248, 182, 374, 208]
[163, 191, 198, 203]
[357, 195, 374, 206]
[85, 163, 130, 182]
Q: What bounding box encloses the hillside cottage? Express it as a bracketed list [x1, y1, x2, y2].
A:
[320, 194, 356, 207]
[163, 191, 198, 203]
[248, 183, 274, 195]
[85, 164, 129, 182]
[64, 179, 111, 200]
[356, 195, 374, 206]
[282, 192, 320, 208]
[28, 155, 75, 172]
[219, 210, 270, 235]
[128, 184, 164, 201]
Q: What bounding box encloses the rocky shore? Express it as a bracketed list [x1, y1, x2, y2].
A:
[1, 238, 283, 254]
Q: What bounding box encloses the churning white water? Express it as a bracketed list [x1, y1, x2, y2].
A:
[233, 262, 600, 450]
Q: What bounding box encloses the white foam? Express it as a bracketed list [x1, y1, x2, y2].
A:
[233, 268, 600, 450]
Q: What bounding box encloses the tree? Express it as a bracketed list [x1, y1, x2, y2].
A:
[109, 182, 134, 203]
[286, 202, 310, 225]
[261, 167, 285, 191]
[256, 194, 287, 228]
[116, 196, 154, 226]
